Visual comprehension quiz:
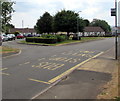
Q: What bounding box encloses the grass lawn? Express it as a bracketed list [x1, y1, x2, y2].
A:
[19, 37, 105, 46]
[0, 46, 19, 54]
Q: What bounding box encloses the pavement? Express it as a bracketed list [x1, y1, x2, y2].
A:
[35, 47, 118, 99]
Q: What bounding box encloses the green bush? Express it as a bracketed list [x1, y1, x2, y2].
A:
[26, 37, 57, 44]
[56, 35, 67, 42]
[26, 37, 35, 42]
[26, 34, 68, 44]
[41, 34, 57, 39]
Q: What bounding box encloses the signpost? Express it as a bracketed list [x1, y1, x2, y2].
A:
[111, 0, 118, 60]
[118, 1, 120, 58]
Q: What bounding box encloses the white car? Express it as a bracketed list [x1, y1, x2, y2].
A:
[7, 34, 13, 40]
[1, 34, 8, 41]
[11, 34, 16, 40]
[7, 34, 16, 40]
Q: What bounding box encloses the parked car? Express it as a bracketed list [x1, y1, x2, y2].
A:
[9, 34, 16, 40]
[26, 34, 34, 37]
[0, 35, 2, 46]
[7, 34, 13, 40]
[1, 34, 8, 41]
[16, 34, 24, 39]
[35, 34, 41, 37]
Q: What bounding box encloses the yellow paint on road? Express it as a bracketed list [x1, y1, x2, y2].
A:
[32, 65, 35, 67]
[0, 68, 8, 71]
[33, 62, 64, 71]
[0, 68, 10, 76]
[24, 62, 30, 65]
[48, 52, 104, 83]
[19, 64, 23, 66]
[51, 64, 64, 70]
[0, 72, 10, 76]
[38, 58, 45, 61]
[19, 62, 30, 66]
[49, 57, 81, 63]
[29, 78, 50, 84]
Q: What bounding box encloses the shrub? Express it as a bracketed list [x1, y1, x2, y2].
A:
[56, 35, 67, 42]
[26, 37, 35, 42]
[26, 34, 68, 44]
[26, 37, 57, 44]
[41, 34, 57, 39]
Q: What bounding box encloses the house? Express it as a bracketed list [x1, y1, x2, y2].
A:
[9, 28, 36, 35]
[83, 27, 105, 36]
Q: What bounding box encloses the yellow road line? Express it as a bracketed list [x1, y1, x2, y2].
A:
[48, 52, 104, 83]
[38, 58, 45, 61]
[19, 64, 23, 66]
[32, 65, 35, 67]
[0, 72, 10, 76]
[29, 78, 51, 84]
[24, 62, 30, 65]
[0, 68, 8, 71]
[19, 62, 30, 66]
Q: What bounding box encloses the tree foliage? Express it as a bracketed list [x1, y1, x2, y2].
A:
[90, 19, 111, 32]
[1, 1, 15, 33]
[54, 10, 85, 35]
[84, 19, 90, 27]
[35, 12, 53, 34]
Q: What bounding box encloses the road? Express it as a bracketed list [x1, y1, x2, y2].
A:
[2, 38, 114, 99]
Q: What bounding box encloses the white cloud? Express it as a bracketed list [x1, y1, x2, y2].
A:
[11, 0, 116, 28]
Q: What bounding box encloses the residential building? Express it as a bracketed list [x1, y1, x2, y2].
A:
[9, 28, 36, 35]
[83, 27, 105, 36]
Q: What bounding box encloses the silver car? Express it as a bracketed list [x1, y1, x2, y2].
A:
[1, 34, 8, 41]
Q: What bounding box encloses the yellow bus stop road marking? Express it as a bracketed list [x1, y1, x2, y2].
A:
[29, 78, 51, 85]
[0, 68, 8, 71]
[24, 62, 30, 65]
[29, 52, 103, 84]
[0, 72, 10, 76]
[19, 62, 30, 66]
[48, 52, 104, 83]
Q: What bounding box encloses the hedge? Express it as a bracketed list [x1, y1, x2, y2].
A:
[26, 37, 35, 42]
[26, 37, 57, 44]
[25, 34, 68, 44]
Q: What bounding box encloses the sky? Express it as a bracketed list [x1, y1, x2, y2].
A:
[10, 0, 120, 28]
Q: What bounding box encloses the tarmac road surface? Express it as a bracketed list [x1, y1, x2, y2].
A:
[2, 38, 114, 99]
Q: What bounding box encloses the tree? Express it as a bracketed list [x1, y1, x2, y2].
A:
[90, 19, 111, 33]
[84, 19, 90, 27]
[54, 10, 85, 37]
[6, 23, 15, 28]
[35, 12, 53, 34]
[1, 1, 15, 33]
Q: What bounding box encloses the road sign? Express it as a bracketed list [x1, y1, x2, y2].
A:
[111, 8, 116, 16]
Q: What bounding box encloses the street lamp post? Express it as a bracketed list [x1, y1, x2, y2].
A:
[77, 11, 81, 40]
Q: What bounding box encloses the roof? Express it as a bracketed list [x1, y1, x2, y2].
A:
[9, 28, 36, 33]
[84, 27, 105, 32]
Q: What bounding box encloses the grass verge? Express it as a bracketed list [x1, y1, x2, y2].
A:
[19, 37, 105, 46]
[0, 46, 19, 54]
